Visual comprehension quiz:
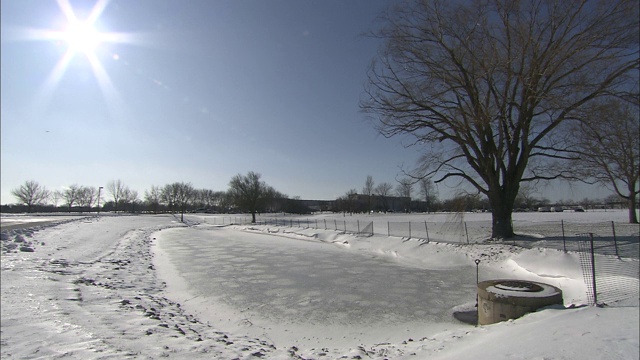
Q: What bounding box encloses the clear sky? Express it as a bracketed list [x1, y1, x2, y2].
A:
[0, 0, 612, 205]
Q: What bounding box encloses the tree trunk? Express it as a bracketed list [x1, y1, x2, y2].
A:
[629, 196, 638, 224]
[489, 188, 516, 239]
[491, 208, 514, 239]
[251, 211, 256, 223]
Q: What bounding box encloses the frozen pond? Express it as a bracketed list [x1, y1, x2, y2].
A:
[155, 225, 508, 346]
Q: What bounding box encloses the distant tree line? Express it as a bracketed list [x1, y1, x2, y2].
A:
[5, 172, 314, 222]
[331, 175, 638, 216]
[6, 172, 637, 223]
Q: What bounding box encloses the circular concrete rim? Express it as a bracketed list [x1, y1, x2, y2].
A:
[493, 280, 544, 293]
[478, 279, 563, 306]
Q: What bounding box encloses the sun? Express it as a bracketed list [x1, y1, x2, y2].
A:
[55, 0, 111, 57]
[62, 20, 103, 55]
[4, 0, 143, 122]
[4, 0, 145, 121]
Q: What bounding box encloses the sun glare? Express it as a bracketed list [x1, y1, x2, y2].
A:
[5, 0, 144, 123]
[63, 21, 102, 55]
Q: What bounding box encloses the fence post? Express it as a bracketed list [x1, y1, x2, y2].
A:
[344, 220, 346, 233]
[409, 222, 412, 239]
[589, 233, 598, 305]
[475, 259, 481, 308]
[465, 222, 470, 244]
[611, 221, 619, 258]
[324, 219, 327, 230]
[425, 221, 430, 242]
[334, 219, 337, 231]
[357, 220, 360, 233]
[561, 220, 567, 252]
[388, 221, 390, 237]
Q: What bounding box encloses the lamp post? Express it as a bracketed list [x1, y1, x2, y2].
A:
[97, 186, 103, 215]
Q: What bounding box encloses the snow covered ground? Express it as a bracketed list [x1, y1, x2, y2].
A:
[0, 213, 88, 232]
[1, 211, 638, 359]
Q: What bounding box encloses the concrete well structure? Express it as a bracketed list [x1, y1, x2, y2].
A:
[477, 279, 563, 325]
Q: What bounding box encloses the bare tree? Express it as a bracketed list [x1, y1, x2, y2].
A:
[605, 194, 626, 208]
[347, 189, 359, 214]
[396, 178, 413, 212]
[161, 183, 181, 213]
[11, 180, 49, 213]
[190, 188, 217, 211]
[574, 100, 639, 223]
[122, 188, 139, 213]
[61, 184, 81, 212]
[173, 182, 195, 222]
[362, 175, 375, 212]
[228, 172, 274, 223]
[214, 191, 231, 213]
[77, 186, 98, 211]
[191, 189, 205, 209]
[514, 183, 539, 211]
[375, 182, 393, 211]
[51, 190, 62, 208]
[199, 189, 217, 210]
[107, 179, 127, 212]
[418, 178, 438, 213]
[144, 185, 163, 214]
[362, 0, 639, 238]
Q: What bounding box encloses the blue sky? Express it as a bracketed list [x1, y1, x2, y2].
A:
[0, 0, 611, 205]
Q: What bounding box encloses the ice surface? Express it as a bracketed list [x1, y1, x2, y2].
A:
[154, 226, 511, 347]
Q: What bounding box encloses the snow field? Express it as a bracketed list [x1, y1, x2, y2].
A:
[0, 211, 638, 359]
